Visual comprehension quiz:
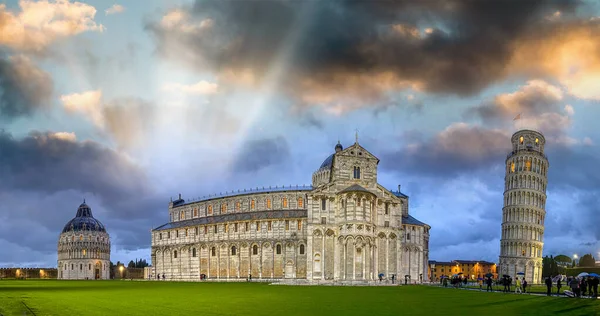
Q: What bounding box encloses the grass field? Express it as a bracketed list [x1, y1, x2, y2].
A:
[0, 280, 598, 316]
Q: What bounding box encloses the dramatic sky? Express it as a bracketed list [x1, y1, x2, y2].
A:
[1, 0, 600, 268]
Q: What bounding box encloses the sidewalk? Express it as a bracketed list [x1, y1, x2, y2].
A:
[434, 284, 600, 299]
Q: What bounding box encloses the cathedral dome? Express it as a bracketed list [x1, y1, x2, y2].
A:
[61, 202, 106, 233]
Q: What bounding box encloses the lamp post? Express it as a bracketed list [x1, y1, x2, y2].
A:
[119, 265, 124, 279]
[573, 254, 578, 267]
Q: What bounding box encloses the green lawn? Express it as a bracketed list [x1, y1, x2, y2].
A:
[0, 280, 597, 316]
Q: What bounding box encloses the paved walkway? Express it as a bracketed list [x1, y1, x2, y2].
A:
[432, 284, 599, 299]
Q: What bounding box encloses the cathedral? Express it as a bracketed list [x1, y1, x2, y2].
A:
[151, 139, 430, 283]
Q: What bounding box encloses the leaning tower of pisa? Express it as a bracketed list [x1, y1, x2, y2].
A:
[499, 129, 548, 284]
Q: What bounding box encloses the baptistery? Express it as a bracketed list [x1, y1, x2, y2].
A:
[58, 201, 111, 279]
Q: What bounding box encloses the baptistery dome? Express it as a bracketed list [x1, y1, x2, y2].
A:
[57, 201, 111, 280]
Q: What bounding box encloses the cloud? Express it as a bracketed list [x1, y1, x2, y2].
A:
[0, 0, 104, 52]
[469, 80, 573, 139]
[472, 80, 564, 123]
[105, 4, 125, 15]
[381, 123, 510, 178]
[60, 91, 157, 149]
[61, 89, 103, 126]
[231, 136, 290, 173]
[145, 0, 586, 113]
[162, 80, 218, 95]
[0, 130, 150, 200]
[0, 54, 53, 119]
[509, 19, 600, 100]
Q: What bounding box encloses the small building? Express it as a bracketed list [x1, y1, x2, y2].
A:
[428, 260, 497, 281]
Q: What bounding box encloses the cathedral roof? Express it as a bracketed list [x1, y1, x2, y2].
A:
[402, 214, 428, 227]
[339, 184, 371, 194]
[62, 202, 107, 233]
[319, 153, 335, 170]
[153, 209, 307, 231]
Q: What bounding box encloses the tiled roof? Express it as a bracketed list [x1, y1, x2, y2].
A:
[339, 184, 371, 194]
[153, 209, 308, 231]
[403, 214, 428, 227]
[172, 185, 313, 208]
[392, 190, 408, 198]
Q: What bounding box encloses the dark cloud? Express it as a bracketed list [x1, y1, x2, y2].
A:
[231, 136, 290, 173]
[146, 0, 579, 110]
[0, 55, 53, 119]
[0, 131, 165, 261]
[380, 123, 510, 178]
[0, 130, 151, 204]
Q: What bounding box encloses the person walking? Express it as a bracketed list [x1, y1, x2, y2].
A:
[545, 276, 553, 296]
[593, 276, 599, 298]
[522, 278, 528, 294]
[557, 277, 562, 296]
[515, 277, 522, 294]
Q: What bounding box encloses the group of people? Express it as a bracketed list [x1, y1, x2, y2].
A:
[557, 275, 600, 298]
[500, 275, 529, 293]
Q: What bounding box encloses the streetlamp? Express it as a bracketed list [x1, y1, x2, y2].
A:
[119, 265, 124, 279]
[573, 254, 578, 267]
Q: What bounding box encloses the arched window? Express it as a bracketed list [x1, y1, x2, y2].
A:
[208, 205, 213, 214]
[299, 244, 305, 255]
[180, 211, 184, 220]
[298, 197, 303, 208]
[221, 203, 227, 213]
[192, 248, 197, 257]
[266, 199, 272, 209]
[297, 220, 302, 230]
[174, 251, 178, 258]
[194, 208, 198, 217]
[82, 249, 87, 256]
[535, 138, 539, 146]
[211, 247, 216, 257]
[185, 229, 188, 237]
[276, 244, 282, 255]
[251, 199, 255, 210]
[510, 162, 515, 173]
[282, 198, 288, 208]
[231, 246, 237, 256]
[520, 136, 524, 144]
[353, 166, 361, 179]
[236, 202, 241, 211]
[252, 245, 258, 255]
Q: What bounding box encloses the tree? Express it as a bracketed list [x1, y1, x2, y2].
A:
[554, 255, 572, 266]
[128, 260, 136, 268]
[579, 254, 596, 267]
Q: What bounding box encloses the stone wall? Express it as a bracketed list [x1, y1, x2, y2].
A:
[0, 268, 58, 279]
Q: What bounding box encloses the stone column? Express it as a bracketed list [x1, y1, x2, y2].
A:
[385, 237, 389, 278]
[334, 237, 339, 280]
[321, 235, 325, 280]
[343, 239, 347, 280]
[352, 243, 356, 280]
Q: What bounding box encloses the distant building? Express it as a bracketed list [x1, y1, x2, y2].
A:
[152, 139, 431, 283]
[428, 260, 497, 281]
[57, 202, 111, 279]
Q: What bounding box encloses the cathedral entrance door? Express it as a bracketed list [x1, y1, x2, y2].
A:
[95, 269, 100, 279]
[285, 260, 294, 278]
